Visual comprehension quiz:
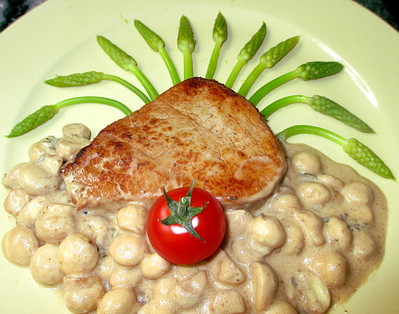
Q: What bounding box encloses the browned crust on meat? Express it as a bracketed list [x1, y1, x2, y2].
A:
[60, 77, 286, 210]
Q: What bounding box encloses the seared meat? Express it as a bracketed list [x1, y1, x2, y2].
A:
[60, 77, 286, 210]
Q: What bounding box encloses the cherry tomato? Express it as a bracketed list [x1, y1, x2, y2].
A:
[146, 183, 226, 265]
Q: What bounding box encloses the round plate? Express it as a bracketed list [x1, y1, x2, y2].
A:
[0, 0, 398, 313]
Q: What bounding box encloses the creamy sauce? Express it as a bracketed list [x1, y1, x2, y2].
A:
[1, 124, 387, 313]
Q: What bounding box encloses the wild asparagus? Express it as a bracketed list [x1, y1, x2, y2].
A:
[45, 71, 151, 104]
[238, 36, 300, 97]
[7, 96, 132, 138]
[134, 20, 181, 85]
[178, 15, 196, 80]
[249, 61, 344, 105]
[205, 12, 228, 79]
[225, 22, 267, 89]
[97, 35, 159, 101]
[261, 94, 373, 133]
[277, 125, 394, 180]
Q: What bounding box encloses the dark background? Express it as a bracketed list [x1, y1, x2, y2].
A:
[357, 0, 398, 30]
[0, 0, 398, 33]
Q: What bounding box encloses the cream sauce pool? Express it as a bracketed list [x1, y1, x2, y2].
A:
[1, 124, 387, 313]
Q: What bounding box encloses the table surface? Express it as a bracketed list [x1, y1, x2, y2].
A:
[0, 0, 398, 32]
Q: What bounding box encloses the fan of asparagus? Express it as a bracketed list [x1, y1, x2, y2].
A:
[6, 12, 395, 180]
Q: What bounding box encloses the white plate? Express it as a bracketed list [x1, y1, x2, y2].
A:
[1, 0, 398, 312]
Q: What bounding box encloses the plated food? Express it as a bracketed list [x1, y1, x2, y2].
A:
[1, 120, 388, 313]
[60, 78, 286, 211]
[1, 0, 398, 313]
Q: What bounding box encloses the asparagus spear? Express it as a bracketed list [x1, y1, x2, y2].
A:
[45, 71, 151, 104]
[225, 22, 267, 89]
[261, 94, 373, 133]
[134, 20, 181, 85]
[238, 36, 300, 97]
[178, 15, 196, 80]
[205, 12, 228, 79]
[249, 61, 344, 105]
[6, 96, 132, 138]
[97, 35, 159, 101]
[277, 125, 395, 180]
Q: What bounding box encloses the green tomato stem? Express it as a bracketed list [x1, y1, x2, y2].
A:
[159, 180, 206, 241]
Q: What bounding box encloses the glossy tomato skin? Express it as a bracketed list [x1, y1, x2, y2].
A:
[146, 186, 226, 265]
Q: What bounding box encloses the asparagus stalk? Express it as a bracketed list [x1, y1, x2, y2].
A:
[238, 36, 300, 97]
[205, 12, 228, 79]
[134, 20, 181, 85]
[97, 35, 158, 100]
[178, 15, 196, 80]
[261, 94, 373, 133]
[277, 125, 395, 180]
[45, 71, 151, 104]
[225, 22, 267, 89]
[249, 61, 344, 105]
[6, 96, 132, 138]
